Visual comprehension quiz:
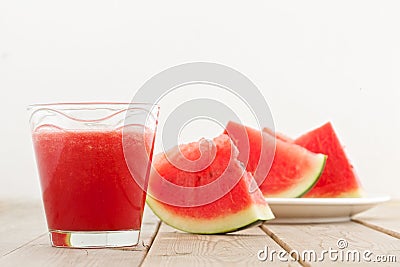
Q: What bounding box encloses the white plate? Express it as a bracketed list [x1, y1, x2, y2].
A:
[265, 195, 391, 224]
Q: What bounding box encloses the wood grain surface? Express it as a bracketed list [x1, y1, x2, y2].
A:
[0, 200, 399, 266]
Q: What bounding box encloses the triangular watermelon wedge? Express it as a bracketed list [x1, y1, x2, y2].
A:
[295, 122, 363, 197]
[225, 121, 326, 198]
[146, 134, 274, 234]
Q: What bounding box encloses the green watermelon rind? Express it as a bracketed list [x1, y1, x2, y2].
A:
[305, 187, 363, 198]
[297, 154, 327, 197]
[146, 197, 275, 234]
[336, 189, 364, 198]
[263, 154, 327, 198]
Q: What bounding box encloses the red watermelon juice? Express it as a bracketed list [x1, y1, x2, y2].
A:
[33, 129, 152, 235]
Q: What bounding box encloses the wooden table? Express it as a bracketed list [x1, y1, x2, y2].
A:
[0, 199, 399, 266]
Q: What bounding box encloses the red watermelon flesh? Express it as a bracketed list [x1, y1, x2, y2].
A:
[225, 121, 326, 198]
[49, 232, 71, 247]
[146, 134, 274, 234]
[295, 122, 363, 197]
[263, 127, 294, 143]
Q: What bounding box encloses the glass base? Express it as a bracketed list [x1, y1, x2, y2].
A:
[49, 230, 140, 248]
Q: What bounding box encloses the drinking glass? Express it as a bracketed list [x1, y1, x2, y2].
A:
[28, 102, 159, 248]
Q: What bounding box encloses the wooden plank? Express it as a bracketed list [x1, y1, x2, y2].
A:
[261, 222, 400, 266]
[0, 205, 160, 267]
[141, 223, 300, 267]
[0, 199, 47, 257]
[352, 201, 400, 239]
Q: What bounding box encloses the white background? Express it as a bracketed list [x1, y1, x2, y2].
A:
[0, 1, 399, 199]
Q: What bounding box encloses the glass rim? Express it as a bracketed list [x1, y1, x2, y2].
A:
[27, 102, 159, 110]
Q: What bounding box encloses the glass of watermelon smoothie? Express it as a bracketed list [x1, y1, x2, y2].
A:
[28, 103, 159, 248]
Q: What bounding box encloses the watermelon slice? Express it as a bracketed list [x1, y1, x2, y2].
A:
[225, 121, 326, 198]
[295, 122, 363, 197]
[146, 134, 274, 234]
